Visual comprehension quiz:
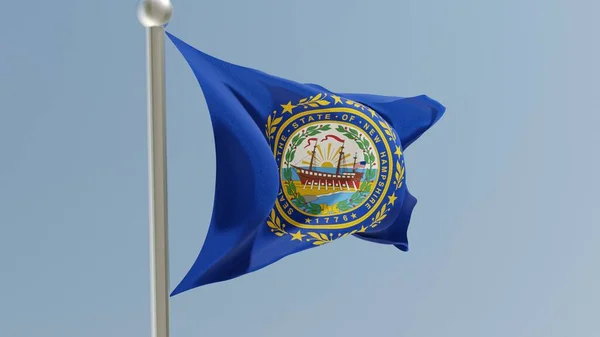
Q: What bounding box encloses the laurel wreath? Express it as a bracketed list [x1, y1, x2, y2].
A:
[265, 114, 283, 141]
[297, 93, 331, 109]
[267, 209, 287, 236]
[379, 119, 397, 142]
[306, 232, 333, 245]
[344, 99, 367, 110]
[394, 161, 405, 190]
[265, 93, 406, 245]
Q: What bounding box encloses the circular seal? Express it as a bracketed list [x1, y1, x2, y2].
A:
[265, 93, 405, 245]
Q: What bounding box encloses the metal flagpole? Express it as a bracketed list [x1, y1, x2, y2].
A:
[137, 1, 173, 337]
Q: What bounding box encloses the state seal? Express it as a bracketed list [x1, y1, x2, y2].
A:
[265, 93, 406, 245]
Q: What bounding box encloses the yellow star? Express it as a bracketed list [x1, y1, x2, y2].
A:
[351, 213, 357, 219]
[331, 95, 343, 104]
[281, 101, 295, 114]
[387, 192, 398, 206]
[394, 145, 402, 157]
[290, 230, 306, 242]
[305, 218, 312, 224]
[358, 225, 368, 233]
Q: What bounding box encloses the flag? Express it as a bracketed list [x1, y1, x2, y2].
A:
[166, 31, 446, 295]
[354, 161, 367, 171]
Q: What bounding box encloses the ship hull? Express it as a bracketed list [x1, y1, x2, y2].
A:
[291, 166, 364, 191]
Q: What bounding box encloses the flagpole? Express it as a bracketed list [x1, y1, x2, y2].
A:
[137, 1, 173, 337]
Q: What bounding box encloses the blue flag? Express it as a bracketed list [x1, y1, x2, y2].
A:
[166, 32, 445, 295]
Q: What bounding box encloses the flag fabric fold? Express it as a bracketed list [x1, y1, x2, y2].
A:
[166, 31, 445, 295]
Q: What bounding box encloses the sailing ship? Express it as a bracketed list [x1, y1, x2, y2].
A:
[291, 140, 364, 191]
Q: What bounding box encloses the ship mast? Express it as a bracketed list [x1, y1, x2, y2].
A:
[336, 141, 345, 175]
[308, 142, 318, 171]
[352, 153, 357, 172]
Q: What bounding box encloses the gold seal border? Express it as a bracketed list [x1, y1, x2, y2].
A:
[274, 107, 392, 229]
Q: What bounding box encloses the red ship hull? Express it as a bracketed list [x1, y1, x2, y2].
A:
[291, 166, 364, 190]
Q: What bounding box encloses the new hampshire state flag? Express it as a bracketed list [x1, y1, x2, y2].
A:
[167, 32, 445, 295]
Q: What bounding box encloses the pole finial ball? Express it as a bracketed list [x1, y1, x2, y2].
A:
[137, 0, 173, 27]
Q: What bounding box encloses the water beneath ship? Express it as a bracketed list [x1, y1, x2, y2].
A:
[308, 191, 355, 206]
